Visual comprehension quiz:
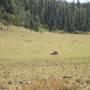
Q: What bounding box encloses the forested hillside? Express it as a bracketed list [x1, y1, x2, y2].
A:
[0, 0, 90, 32]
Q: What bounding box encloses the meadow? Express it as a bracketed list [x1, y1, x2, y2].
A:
[0, 25, 90, 90]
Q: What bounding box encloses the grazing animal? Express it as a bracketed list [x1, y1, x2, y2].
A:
[50, 51, 58, 55]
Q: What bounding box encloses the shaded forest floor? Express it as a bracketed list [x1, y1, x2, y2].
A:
[0, 24, 90, 90]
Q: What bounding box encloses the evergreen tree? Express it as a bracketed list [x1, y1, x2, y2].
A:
[0, 0, 90, 32]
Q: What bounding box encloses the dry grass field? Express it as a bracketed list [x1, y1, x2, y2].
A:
[0, 24, 90, 90]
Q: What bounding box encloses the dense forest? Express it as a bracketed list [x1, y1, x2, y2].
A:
[0, 0, 90, 32]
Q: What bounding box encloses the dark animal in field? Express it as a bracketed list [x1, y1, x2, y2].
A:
[50, 51, 58, 55]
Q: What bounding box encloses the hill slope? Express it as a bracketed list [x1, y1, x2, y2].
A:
[0, 25, 90, 90]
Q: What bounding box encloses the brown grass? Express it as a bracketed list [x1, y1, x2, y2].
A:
[8, 78, 76, 90]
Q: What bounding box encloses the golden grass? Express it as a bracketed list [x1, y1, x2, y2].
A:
[0, 25, 90, 90]
[8, 78, 76, 90]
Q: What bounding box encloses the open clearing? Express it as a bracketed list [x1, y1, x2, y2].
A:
[0, 25, 90, 90]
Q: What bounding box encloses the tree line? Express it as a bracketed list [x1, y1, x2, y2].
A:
[0, 0, 90, 33]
